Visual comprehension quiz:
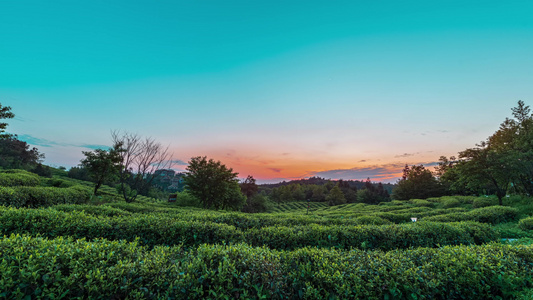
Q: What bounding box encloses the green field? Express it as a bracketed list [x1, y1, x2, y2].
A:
[1, 170, 533, 299]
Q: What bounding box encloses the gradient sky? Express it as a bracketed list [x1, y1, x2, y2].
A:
[1, 1, 533, 183]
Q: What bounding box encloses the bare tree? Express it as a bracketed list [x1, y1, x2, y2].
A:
[111, 130, 172, 202]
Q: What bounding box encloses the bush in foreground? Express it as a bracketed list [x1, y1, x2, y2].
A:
[0, 234, 532, 299]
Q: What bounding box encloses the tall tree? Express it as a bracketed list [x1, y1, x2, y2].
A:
[184, 156, 246, 211]
[0, 103, 14, 139]
[80, 143, 123, 195]
[454, 144, 514, 205]
[111, 131, 172, 202]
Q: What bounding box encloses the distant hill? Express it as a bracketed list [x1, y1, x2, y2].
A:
[259, 176, 396, 193]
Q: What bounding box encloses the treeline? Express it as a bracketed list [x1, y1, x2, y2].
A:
[393, 100, 533, 204]
[262, 178, 390, 206]
[261, 176, 395, 192]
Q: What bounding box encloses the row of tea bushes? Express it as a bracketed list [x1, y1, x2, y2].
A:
[0, 185, 91, 207]
[422, 205, 519, 224]
[58, 203, 394, 228]
[0, 169, 41, 187]
[0, 206, 499, 250]
[1, 234, 532, 299]
[245, 221, 497, 250]
[519, 217, 533, 231]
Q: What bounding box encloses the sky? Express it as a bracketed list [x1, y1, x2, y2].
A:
[1, 1, 533, 183]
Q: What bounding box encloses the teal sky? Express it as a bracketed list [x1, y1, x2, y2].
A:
[1, 1, 532, 183]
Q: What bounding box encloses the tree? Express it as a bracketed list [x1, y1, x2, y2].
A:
[68, 166, 91, 181]
[240, 175, 258, 199]
[111, 131, 172, 203]
[184, 156, 246, 211]
[454, 144, 514, 205]
[392, 165, 446, 200]
[327, 185, 346, 206]
[80, 143, 123, 195]
[0, 103, 14, 139]
[440, 101, 533, 199]
[0, 136, 44, 169]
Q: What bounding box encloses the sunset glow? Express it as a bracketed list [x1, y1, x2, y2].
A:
[2, 1, 532, 183]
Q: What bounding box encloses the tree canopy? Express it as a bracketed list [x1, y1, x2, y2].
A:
[184, 156, 245, 211]
[392, 165, 445, 200]
[437, 100, 533, 204]
[0, 103, 14, 139]
[80, 143, 123, 195]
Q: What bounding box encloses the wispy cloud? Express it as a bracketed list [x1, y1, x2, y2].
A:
[17, 134, 65, 148]
[394, 152, 416, 158]
[311, 166, 402, 182]
[268, 168, 282, 173]
[80, 144, 111, 150]
[169, 159, 188, 166]
[18, 134, 110, 150]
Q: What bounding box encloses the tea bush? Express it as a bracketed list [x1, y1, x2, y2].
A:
[0, 170, 40, 187]
[1, 234, 532, 299]
[519, 217, 533, 231]
[472, 197, 495, 208]
[0, 207, 498, 250]
[0, 185, 91, 207]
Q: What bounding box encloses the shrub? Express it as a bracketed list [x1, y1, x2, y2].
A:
[46, 178, 76, 188]
[442, 198, 461, 208]
[411, 199, 434, 207]
[0, 170, 40, 187]
[519, 217, 533, 231]
[468, 206, 519, 224]
[472, 198, 495, 208]
[1, 234, 532, 299]
[0, 185, 91, 207]
[354, 215, 391, 225]
[242, 194, 271, 213]
[0, 207, 498, 250]
[175, 191, 201, 207]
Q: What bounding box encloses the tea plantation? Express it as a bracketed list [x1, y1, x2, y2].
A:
[1, 170, 533, 299]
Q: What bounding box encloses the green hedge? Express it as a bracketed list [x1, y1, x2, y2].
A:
[0, 170, 41, 187]
[52, 204, 133, 217]
[423, 206, 519, 224]
[519, 217, 533, 231]
[0, 185, 91, 207]
[0, 207, 499, 250]
[0, 234, 532, 299]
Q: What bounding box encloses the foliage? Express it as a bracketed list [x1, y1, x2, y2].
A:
[31, 163, 52, 177]
[392, 164, 446, 200]
[0, 185, 91, 208]
[184, 156, 246, 211]
[0, 169, 41, 187]
[0, 205, 498, 250]
[422, 205, 519, 225]
[472, 197, 496, 208]
[111, 131, 171, 203]
[80, 143, 123, 195]
[1, 235, 532, 299]
[241, 194, 271, 213]
[518, 217, 533, 231]
[0, 102, 14, 139]
[438, 101, 533, 202]
[174, 190, 202, 207]
[0, 136, 44, 170]
[240, 175, 258, 199]
[326, 185, 346, 206]
[67, 165, 91, 181]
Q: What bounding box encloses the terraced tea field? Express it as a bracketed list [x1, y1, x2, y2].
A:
[1, 171, 533, 299]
